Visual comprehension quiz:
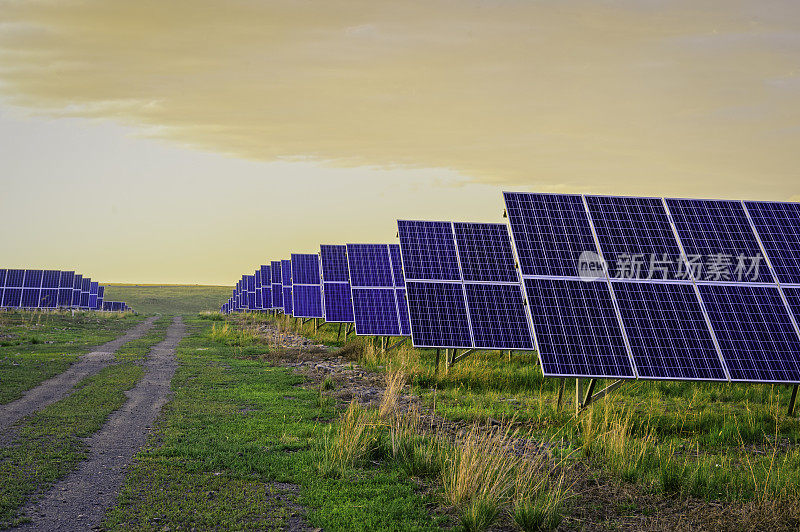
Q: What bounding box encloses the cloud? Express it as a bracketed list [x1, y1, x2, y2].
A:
[1, 0, 799, 198]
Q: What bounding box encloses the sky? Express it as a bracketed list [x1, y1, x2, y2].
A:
[1, 0, 799, 285]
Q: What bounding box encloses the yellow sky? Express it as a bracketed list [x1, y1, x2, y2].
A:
[1, 0, 799, 284]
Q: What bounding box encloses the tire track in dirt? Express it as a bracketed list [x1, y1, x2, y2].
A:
[13, 316, 186, 532]
[0, 316, 158, 439]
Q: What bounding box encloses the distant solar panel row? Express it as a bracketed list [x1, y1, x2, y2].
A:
[0, 268, 130, 311]
[503, 193, 800, 384]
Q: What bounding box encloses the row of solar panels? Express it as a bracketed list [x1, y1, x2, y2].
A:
[0, 269, 131, 312]
[222, 192, 800, 385]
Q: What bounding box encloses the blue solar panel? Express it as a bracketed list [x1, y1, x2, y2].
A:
[291, 254, 321, 285]
[0, 269, 6, 287]
[245, 274, 255, 292]
[281, 260, 292, 286]
[397, 221, 461, 281]
[351, 288, 401, 336]
[524, 278, 635, 378]
[293, 285, 323, 318]
[464, 283, 534, 350]
[271, 260, 283, 309]
[42, 270, 60, 289]
[323, 282, 354, 323]
[40, 289, 58, 308]
[22, 288, 40, 308]
[405, 281, 472, 348]
[254, 270, 262, 289]
[587, 196, 684, 281]
[3, 288, 21, 307]
[346, 244, 394, 287]
[454, 223, 518, 283]
[611, 281, 727, 380]
[504, 192, 598, 278]
[282, 287, 293, 315]
[320, 245, 350, 282]
[24, 270, 43, 288]
[744, 201, 800, 285]
[6, 269, 24, 288]
[666, 199, 772, 283]
[698, 283, 800, 383]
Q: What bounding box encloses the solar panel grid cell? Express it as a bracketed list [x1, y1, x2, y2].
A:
[699, 283, 800, 383]
[291, 254, 321, 285]
[503, 192, 598, 278]
[7, 270, 25, 288]
[351, 288, 402, 336]
[24, 270, 43, 288]
[453, 223, 518, 283]
[611, 281, 726, 380]
[323, 282, 354, 322]
[346, 244, 394, 287]
[666, 198, 772, 283]
[744, 201, 800, 285]
[524, 278, 635, 378]
[587, 196, 684, 281]
[320, 245, 349, 283]
[405, 281, 472, 347]
[397, 221, 461, 281]
[464, 283, 533, 349]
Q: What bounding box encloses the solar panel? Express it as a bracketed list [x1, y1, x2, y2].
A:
[40, 288, 58, 308]
[405, 281, 472, 347]
[291, 254, 323, 318]
[611, 280, 727, 380]
[346, 244, 407, 336]
[399, 220, 535, 350]
[24, 270, 43, 288]
[396, 221, 460, 281]
[586, 196, 684, 280]
[0, 269, 4, 307]
[744, 201, 800, 285]
[396, 288, 411, 336]
[271, 260, 283, 309]
[698, 283, 800, 383]
[503, 192, 597, 277]
[3, 288, 21, 307]
[58, 271, 75, 307]
[322, 282, 354, 322]
[281, 259, 293, 315]
[6, 269, 24, 288]
[260, 265, 272, 309]
[453, 223, 518, 283]
[665, 198, 772, 283]
[72, 274, 82, 307]
[524, 278, 635, 378]
[21, 287, 40, 308]
[320, 245, 354, 323]
[42, 270, 60, 289]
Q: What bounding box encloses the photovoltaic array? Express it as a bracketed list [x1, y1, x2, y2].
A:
[398, 221, 534, 350]
[346, 244, 409, 336]
[503, 192, 800, 383]
[0, 268, 130, 311]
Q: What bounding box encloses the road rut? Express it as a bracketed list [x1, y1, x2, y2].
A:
[0, 316, 158, 438]
[13, 316, 186, 531]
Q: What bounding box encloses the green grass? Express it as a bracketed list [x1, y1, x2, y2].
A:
[102, 284, 231, 315]
[0, 310, 146, 404]
[103, 317, 447, 531]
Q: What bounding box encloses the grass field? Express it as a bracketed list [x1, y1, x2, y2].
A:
[102, 284, 231, 315]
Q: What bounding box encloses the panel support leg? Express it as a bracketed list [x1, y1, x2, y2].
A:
[337, 323, 343, 342]
[435, 349, 440, 372]
[451, 348, 476, 366]
[789, 384, 799, 416]
[575, 378, 583, 416]
[556, 378, 565, 411]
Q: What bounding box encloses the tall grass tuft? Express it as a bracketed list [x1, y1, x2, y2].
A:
[208, 323, 260, 346]
[317, 401, 381, 477]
